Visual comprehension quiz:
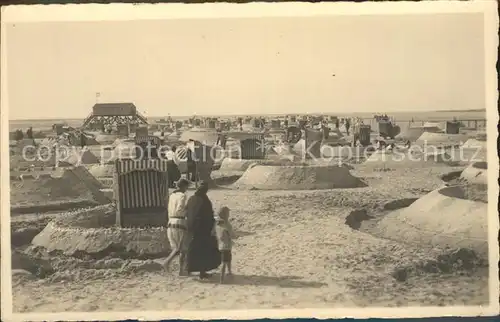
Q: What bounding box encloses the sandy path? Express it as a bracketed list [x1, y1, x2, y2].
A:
[11, 167, 489, 312]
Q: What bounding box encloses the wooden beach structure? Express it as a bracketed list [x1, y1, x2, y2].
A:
[81, 102, 148, 131]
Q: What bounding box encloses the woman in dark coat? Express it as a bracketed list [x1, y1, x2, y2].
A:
[184, 181, 221, 279]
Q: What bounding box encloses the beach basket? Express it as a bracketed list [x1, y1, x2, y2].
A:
[113, 158, 169, 227]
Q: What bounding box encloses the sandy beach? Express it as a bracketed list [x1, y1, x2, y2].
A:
[11, 166, 489, 312]
[4, 4, 497, 317]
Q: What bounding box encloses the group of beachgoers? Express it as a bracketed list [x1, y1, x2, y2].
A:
[165, 179, 235, 283]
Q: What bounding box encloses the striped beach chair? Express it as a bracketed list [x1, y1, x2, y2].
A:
[113, 158, 169, 227]
[240, 134, 266, 160]
[304, 128, 323, 159]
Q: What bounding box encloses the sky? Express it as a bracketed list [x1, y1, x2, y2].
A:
[5, 13, 485, 120]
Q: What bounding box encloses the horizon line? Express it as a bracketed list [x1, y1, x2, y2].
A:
[8, 108, 487, 122]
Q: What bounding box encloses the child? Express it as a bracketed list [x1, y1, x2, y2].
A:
[213, 206, 235, 284]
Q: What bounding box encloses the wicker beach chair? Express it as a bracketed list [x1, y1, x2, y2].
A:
[113, 158, 169, 228]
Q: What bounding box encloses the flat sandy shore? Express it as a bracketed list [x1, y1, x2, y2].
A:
[11, 167, 489, 312]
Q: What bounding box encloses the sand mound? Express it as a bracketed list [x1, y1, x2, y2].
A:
[462, 138, 487, 150]
[59, 148, 100, 166]
[82, 136, 100, 146]
[363, 150, 455, 168]
[396, 127, 432, 141]
[233, 164, 366, 190]
[69, 166, 109, 203]
[375, 185, 488, 257]
[211, 170, 245, 186]
[32, 206, 170, 258]
[447, 147, 487, 165]
[460, 162, 488, 185]
[10, 167, 109, 211]
[219, 158, 267, 171]
[416, 132, 469, 146]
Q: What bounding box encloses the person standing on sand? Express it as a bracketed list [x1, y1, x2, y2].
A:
[80, 132, 86, 148]
[15, 129, 23, 141]
[184, 181, 221, 279]
[216, 129, 227, 149]
[213, 206, 235, 284]
[186, 140, 197, 182]
[164, 179, 190, 275]
[26, 127, 33, 139]
[345, 119, 351, 136]
[238, 117, 243, 131]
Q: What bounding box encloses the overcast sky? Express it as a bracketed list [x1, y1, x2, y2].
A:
[6, 13, 485, 120]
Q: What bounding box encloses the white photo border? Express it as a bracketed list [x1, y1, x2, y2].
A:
[1, 1, 498, 321]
